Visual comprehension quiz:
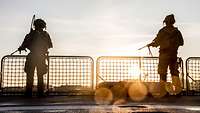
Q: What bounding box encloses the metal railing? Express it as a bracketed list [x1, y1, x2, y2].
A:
[48, 56, 94, 95]
[96, 56, 184, 90]
[3, 55, 200, 96]
[186, 57, 200, 96]
[0, 55, 94, 96]
[0, 55, 34, 95]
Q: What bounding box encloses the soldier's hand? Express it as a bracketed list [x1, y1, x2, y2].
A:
[148, 42, 156, 47]
[18, 46, 24, 54]
[147, 43, 153, 47]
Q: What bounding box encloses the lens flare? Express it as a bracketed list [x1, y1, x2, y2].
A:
[95, 87, 113, 105]
[165, 83, 182, 95]
[113, 99, 127, 105]
[148, 81, 167, 98]
[111, 81, 127, 101]
[128, 64, 141, 80]
[165, 76, 182, 95]
[128, 81, 148, 101]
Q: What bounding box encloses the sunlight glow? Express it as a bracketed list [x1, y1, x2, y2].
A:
[95, 87, 113, 105]
[128, 64, 141, 80]
[128, 81, 148, 101]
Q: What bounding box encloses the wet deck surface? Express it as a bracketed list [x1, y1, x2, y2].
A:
[0, 96, 200, 113]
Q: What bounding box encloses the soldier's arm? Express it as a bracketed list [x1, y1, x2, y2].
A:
[177, 30, 184, 46]
[149, 30, 162, 47]
[149, 38, 159, 47]
[18, 34, 30, 51]
[45, 32, 53, 48]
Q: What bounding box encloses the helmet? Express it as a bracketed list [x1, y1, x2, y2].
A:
[34, 19, 46, 29]
[163, 14, 175, 25]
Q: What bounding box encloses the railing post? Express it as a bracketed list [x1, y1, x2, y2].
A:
[46, 53, 50, 95]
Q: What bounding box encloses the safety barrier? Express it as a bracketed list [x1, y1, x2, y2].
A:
[96, 56, 185, 91]
[48, 56, 94, 95]
[0, 55, 35, 95]
[2, 55, 200, 96]
[186, 57, 200, 96]
[0, 55, 94, 96]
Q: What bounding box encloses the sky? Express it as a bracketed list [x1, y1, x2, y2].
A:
[1, 0, 200, 60]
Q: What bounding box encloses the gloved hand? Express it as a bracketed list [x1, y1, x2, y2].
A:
[147, 43, 152, 46]
[147, 42, 157, 47]
[18, 46, 25, 54]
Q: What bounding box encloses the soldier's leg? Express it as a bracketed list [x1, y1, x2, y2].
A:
[36, 57, 47, 96]
[158, 59, 168, 82]
[37, 72, 44, 96]
[157, 56, 169, 97]
[24, 56, 35, 96]
[169, 57, 182, 94]
[25, 71, 34, 96]
[169, 57, 180, 78]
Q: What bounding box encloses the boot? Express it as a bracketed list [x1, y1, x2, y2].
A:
[171, 76, 182, 95]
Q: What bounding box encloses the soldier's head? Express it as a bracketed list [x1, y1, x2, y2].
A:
[163, 14, 175, 26]
[34, 19, 46, 30]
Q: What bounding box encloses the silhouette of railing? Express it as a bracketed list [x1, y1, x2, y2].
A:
[186, 57, 200, 96]
[4, 55, 200, 96]
[96, 56, 184, 89]
[48, 56, 94, 95]
[0, 55, 94, 96]
[0, 55, 35, 95]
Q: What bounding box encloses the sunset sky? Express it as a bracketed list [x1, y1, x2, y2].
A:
[0, 0, 200, 60]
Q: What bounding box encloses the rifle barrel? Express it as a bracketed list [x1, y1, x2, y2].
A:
[11, 50, 18, 55]
[138, 45, 147, 50]
[30, 15, 35, 32]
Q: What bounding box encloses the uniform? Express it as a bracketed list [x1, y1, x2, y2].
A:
[150, 26, 184, 81]
[19, 29, 53, 96]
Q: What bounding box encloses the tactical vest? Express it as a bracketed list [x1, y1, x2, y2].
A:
[24, 30, 52, 54]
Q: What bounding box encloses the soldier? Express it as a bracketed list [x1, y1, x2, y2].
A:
[18, 18, 53, 97]
[148, 14, 184, 96]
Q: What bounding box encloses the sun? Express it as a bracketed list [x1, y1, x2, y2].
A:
[128, 63, 141, 80]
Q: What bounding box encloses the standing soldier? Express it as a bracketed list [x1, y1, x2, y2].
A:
[18, 18, 53, 97]
[148, 14, 184, 96]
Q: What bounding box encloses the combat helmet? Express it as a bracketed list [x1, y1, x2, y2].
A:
[34, 19, 46, 29]
[163, 14, 175, 25]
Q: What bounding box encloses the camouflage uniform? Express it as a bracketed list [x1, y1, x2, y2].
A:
[19, 29, 53, 96]
[150, 26, 184, 81]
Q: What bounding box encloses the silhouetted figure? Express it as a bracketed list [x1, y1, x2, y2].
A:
[18, 19, 53, 97]
[148, 14, 184, 95]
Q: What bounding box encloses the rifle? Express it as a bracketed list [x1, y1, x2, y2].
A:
[11, 15, 35, 55]
[30, 15, 35, 32]
[138, 44, 149, 50]
[10, 50, 19, 55]
[138, 43, 153, 57]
